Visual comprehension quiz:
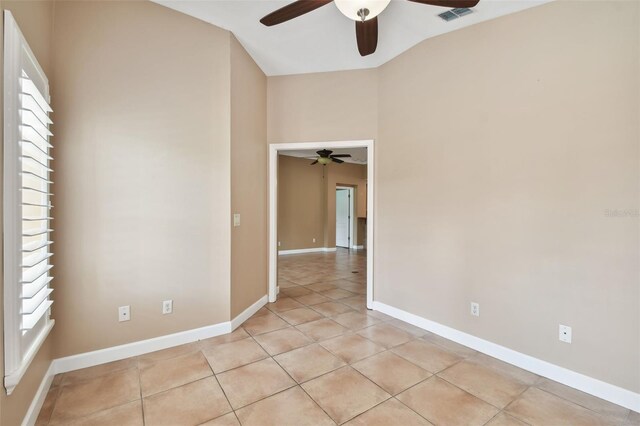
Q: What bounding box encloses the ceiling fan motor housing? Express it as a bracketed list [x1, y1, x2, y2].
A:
[334, 0, 391, 21]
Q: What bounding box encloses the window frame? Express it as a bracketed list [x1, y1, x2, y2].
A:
[3, 10, 55, 395]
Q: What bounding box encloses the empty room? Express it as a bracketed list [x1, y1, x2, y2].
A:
[0, 0, 638, 425]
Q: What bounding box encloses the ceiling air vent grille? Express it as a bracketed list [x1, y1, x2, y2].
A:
[437, 7, 473, 22]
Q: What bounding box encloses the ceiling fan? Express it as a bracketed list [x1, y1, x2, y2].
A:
[310, 150, 351, 165]
[260, 0, 480, 56]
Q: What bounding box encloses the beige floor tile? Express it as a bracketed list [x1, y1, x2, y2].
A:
[274, 343, 346, 383]
[333, 311, 380, 330]
[397, 376, 499, 426]
[302, 366, 391, 424]
[625, 410, 640, 426]
[311, 301, 354, 317]
[242, 311, 289, 335]
[200, 412, 241, 426]
[387, 319, 429, 337]
[536, 378, 630, 422]
[251, 306, 271, 317]
[59, 400, 143, 426]
[137, 342, 200, 367]
[61, 358, 138, 386]
[364, 310, 395, 322]
[485, 412, 529, 426]
[236, 386, 335, 426]
[357, 323, 414, 349]
[320, 333, 386, 364]
[277, 307, 324, 325]
[278, 279, 298, 289]
[470, 353, 540, 386]
[505, 387, 616, 426]
[49, 369, 140, 423]
[305, 282, 339, 292]
[319, 288, 357, 300]
[199, 327, 250, 350]
[421, 333, 477, 358]
[438, 360, 528, 408]
[392, 339, 462, 373]
[353, 351, 432, 395]
[143, 377, 231, 426]
[340, 295, 367, 310]
[296, 318, 349, 341]
[140, 351, 212, 396]
[267, 297, 305, 313]
[203, 337, 268, 373]
[216, 358, 296, 409]
[344, 398, 433, 426]
[35, 386, 61, 426]
[293, 292, 332, 306]
[253, 327, 312, 355]
[281, 286, 313, 297]
[51, 373, 64, 388]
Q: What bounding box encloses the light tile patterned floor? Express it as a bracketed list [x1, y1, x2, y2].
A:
[36, 249, 637, 425]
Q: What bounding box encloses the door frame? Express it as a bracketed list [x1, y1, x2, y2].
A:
[335, 186, 355, 249]
[268, 140, 374, 309]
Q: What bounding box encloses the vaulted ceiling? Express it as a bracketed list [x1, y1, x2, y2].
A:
[154, 0, 550, 76]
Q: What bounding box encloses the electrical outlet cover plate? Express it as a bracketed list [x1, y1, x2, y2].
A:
[163, 300, 173, 314]
[470, 302, 480, 317]
[559, 324, 572, 343]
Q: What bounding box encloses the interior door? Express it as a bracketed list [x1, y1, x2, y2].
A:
[336, 189, 350, 248]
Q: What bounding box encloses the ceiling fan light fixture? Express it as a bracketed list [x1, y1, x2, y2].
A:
[334, 0, 391, 21]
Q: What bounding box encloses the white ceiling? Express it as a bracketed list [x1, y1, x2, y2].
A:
[153, 0, 551, 76]
[281, 148, 368, 164]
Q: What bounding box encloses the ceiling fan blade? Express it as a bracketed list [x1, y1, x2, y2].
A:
[406, 0, 479, 8]
[330, 154, 351, 158]
[260, 0, 333, 26]
[311, 160, 319, 165]
[355, 17, 378, 57]
[332, 158, 345, 164]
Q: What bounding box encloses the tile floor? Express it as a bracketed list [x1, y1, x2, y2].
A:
[36, 249, 638, 425]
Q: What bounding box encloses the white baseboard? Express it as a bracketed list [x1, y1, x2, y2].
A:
[372, 301, 640, 412]
[230, 295, 268, 330]
[22, 361, 55, 426]
[352, 245, 364, 250]
[278, 247, 336, 255]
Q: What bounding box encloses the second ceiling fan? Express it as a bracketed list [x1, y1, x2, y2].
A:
[260, 0, 480, 57]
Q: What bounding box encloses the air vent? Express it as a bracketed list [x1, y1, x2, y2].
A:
[437, 7, 473, 22]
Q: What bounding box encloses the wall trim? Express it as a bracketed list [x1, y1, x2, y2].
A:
[352, 245, 364, 250]
[278, 247, 336, 255]
[53, 321, 232, 374]
[372, 301, 640, 412]
[22, 361, 55, 426]
[230, 295, 268, 330]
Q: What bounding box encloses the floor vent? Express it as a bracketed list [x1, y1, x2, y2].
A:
[437, 7, 473, 22]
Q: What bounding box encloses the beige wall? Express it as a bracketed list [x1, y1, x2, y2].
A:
[277, 156, 367, 250]
[0, 1, 55, 424]
[267, 69, 378, 144]
[278, 155, 325, 251]
[268, 1, 640, 393]
[51, 0, 232, 357]
[230, 36, 268, 317]
[376, 1, 639, 392]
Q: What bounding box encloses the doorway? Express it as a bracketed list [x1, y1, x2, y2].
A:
[268, 140, 374, 309]
[335, 187, 354, 249]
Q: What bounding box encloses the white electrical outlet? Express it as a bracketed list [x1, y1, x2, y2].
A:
[118, 305, 130, 322]
[163, 300, 173, 315]
[470, 302, 480, 317]
[278, 241, 281, 247]
[559, 324, 572, 343]
[312, 238, 316, 243]
[233, 213, 241, 227]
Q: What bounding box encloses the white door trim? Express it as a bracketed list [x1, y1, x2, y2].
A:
[269, 140, 374, 309]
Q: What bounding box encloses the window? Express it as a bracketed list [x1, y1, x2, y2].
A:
[3, 11, 54, 395]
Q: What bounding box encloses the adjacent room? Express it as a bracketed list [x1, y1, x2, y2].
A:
[1, 0, 638, 425]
